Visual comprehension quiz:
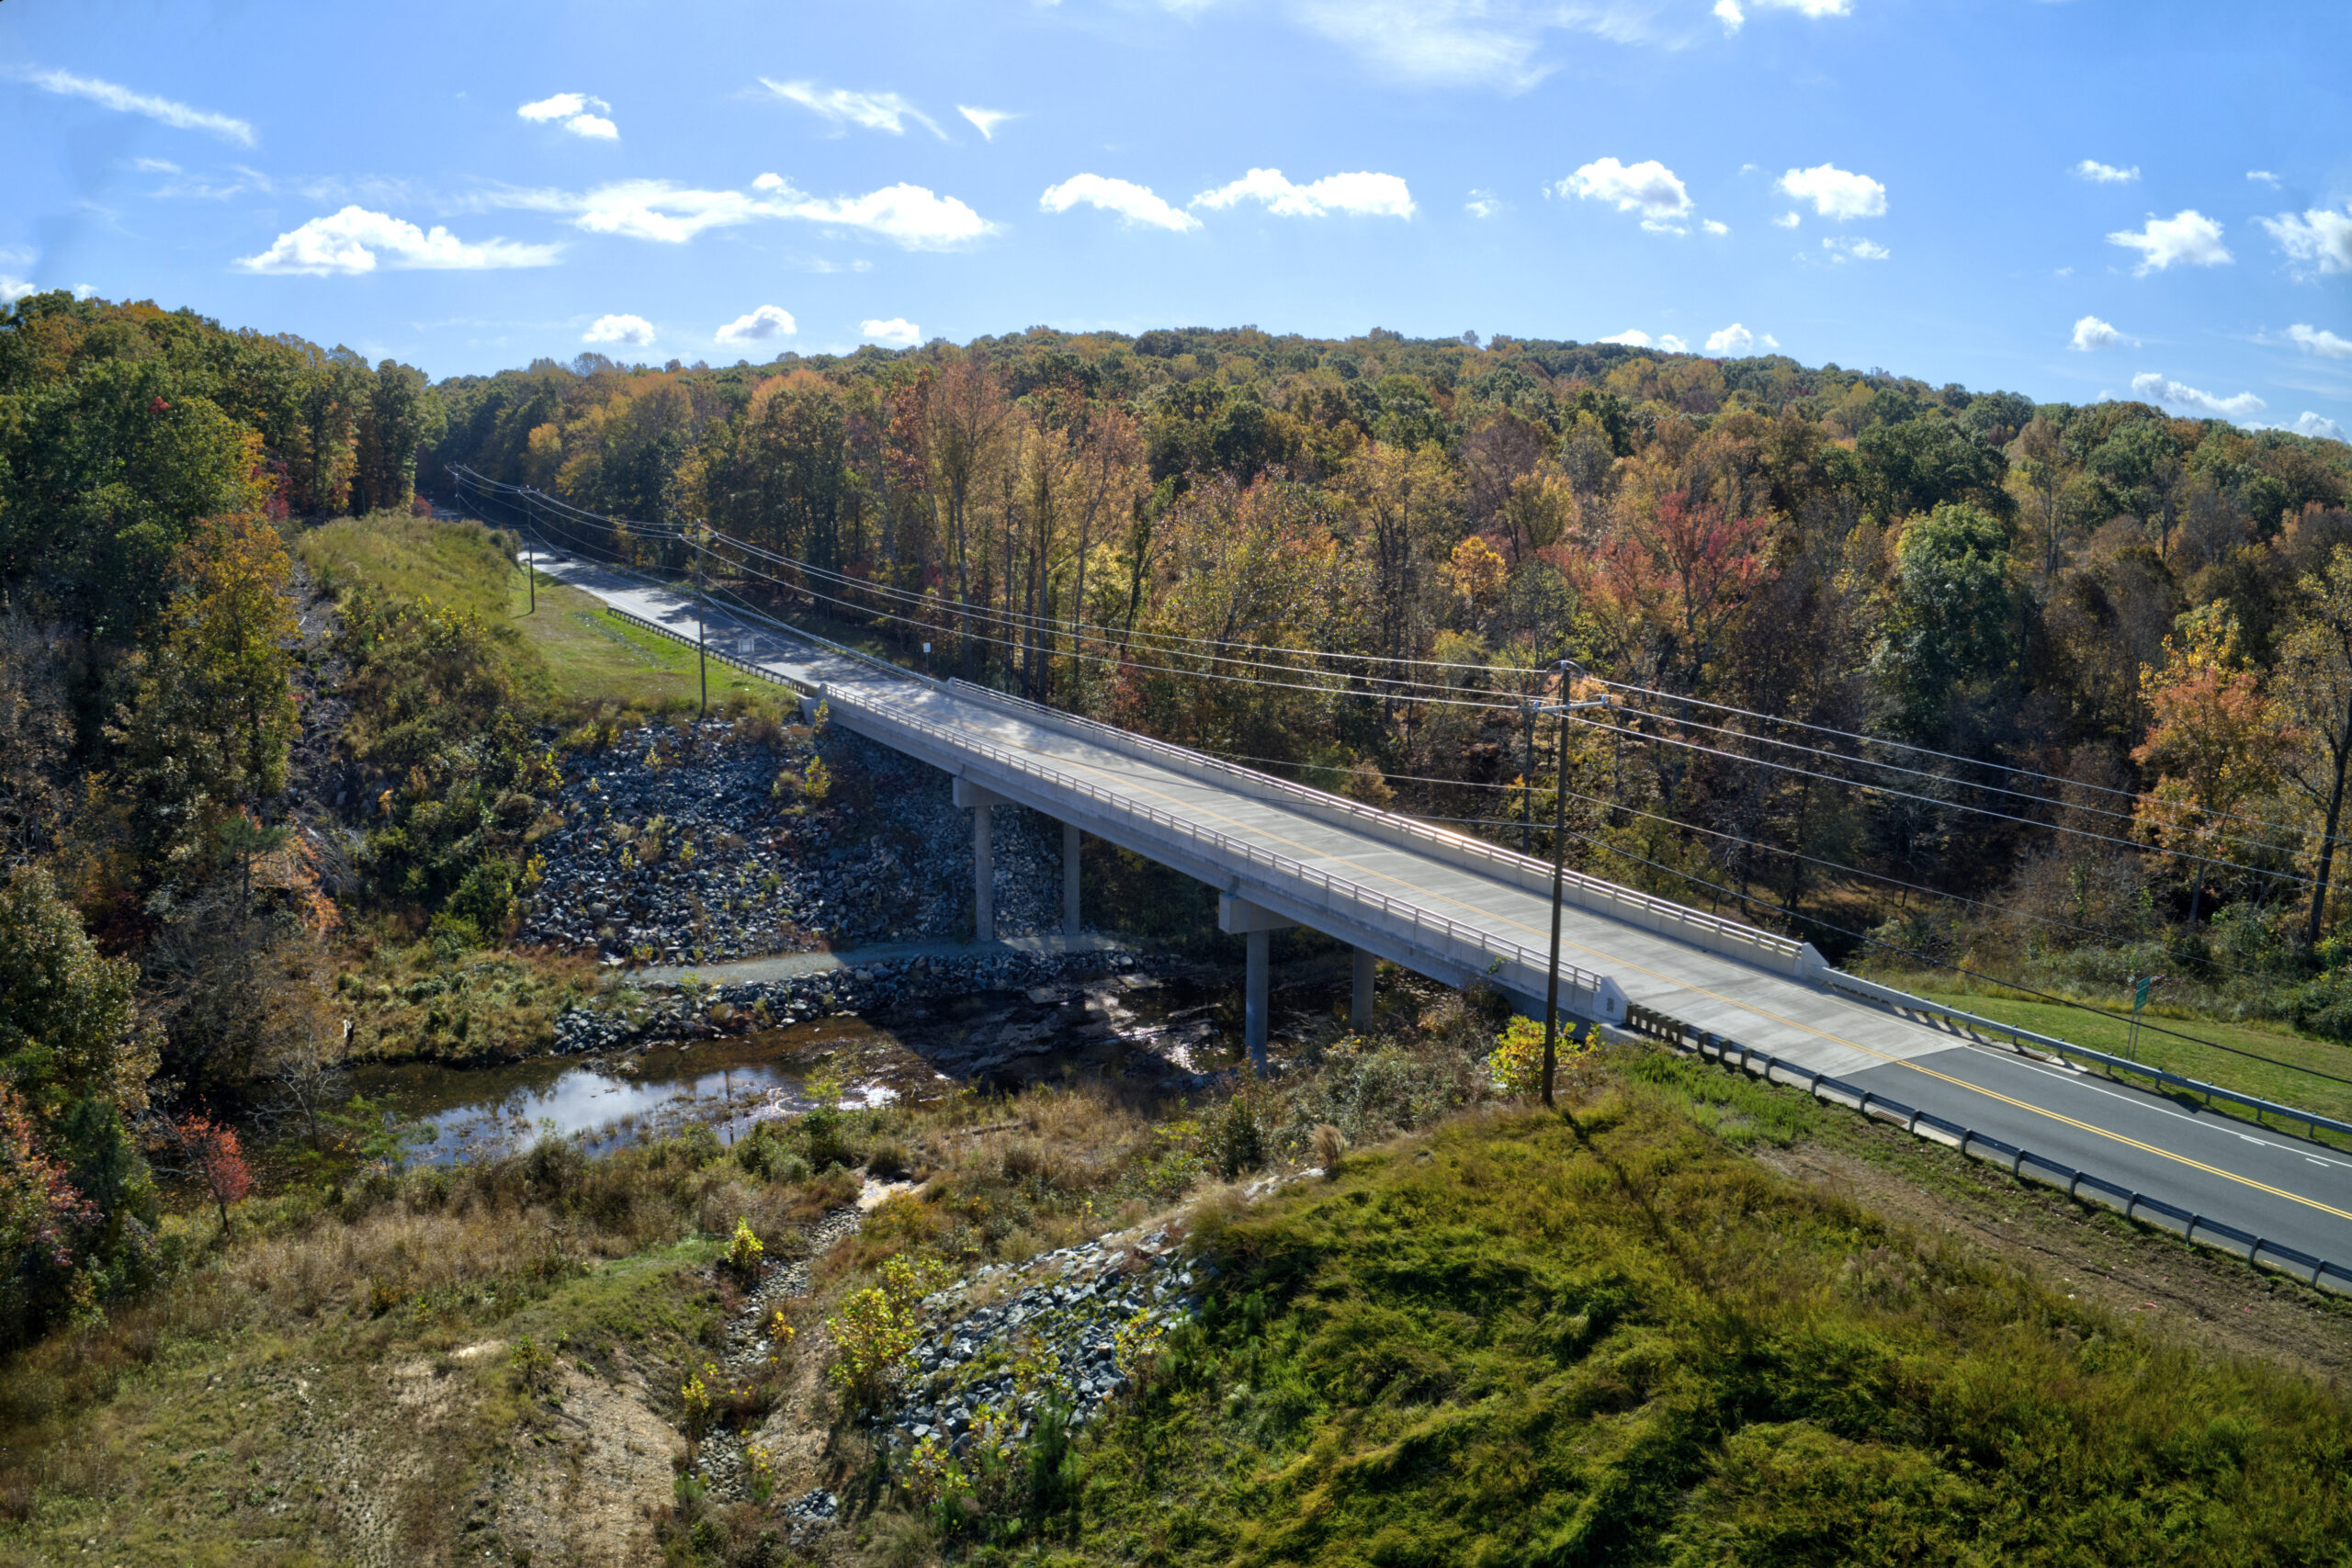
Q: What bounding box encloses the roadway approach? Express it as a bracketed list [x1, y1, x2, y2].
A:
[517, 543, 2352, 1289]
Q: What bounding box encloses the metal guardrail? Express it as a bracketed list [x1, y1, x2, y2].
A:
[598, 606, 810, 694]
[1823, 970, 2352, 1145]
[945, 680, 1823, 980]
[1620, 1003, 2352, 1297]
[808, 680, 1628, 1023]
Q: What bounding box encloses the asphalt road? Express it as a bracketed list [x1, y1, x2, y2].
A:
[526, 545, 2352, 1278]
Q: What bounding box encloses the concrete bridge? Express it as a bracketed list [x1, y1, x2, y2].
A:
[514, 541, 2352, 1293]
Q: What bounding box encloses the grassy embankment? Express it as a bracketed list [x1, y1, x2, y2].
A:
[298, 512, 792, 716]
[1074, 1064, 2352, 1567]
[9, 982, 2347, 1565]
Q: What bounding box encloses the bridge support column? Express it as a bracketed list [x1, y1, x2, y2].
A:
[1062, 821, 1082, 937]
[1351, 947, 1376, 1031]
[1218, 896, 1297, 1069]
[953, 778, 1004, 942]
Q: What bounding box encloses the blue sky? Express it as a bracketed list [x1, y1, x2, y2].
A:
[3, 0, 2348, 434]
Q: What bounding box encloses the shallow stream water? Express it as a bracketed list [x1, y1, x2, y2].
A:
[345, 964, 1292, 1167]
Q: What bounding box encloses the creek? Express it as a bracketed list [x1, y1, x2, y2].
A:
[345, 965, 1274, 1167]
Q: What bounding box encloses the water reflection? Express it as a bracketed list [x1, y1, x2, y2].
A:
[348, 1026, 881, 1165]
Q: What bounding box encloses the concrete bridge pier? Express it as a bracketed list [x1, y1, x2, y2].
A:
[1218, 896, 1297, 1068]
[953, 777, 1004, 941]
[1063, 821, 1082, 937]
[1352, 947, 1376, 1031]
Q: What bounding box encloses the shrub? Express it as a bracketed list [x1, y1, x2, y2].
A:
[1488, 1015, 1547, 1098]
[825, 1255, 951, 1411]
[722, 1217, 763, 1280]
[1203, 1084, 1268, 1179]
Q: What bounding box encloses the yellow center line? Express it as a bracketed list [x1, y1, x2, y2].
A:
[953, 715, 2352, 1233]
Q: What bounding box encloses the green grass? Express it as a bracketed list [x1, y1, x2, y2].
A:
[299, 512, 792, 714]
[1070, 1089, 2352, 1567]
[1867, 974, 2352, 1134]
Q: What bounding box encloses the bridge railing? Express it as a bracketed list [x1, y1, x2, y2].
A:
[942, 680, 1821, 980]
[820, 682, 1627, 1022]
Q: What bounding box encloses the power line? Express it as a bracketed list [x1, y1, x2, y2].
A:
[1596, 671, 2338, 849]
[1605, 693, 2327, 860]
[1575, 711, 2324, 890]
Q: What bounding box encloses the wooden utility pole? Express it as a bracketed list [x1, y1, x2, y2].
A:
[1539, 662, 1613, 1109]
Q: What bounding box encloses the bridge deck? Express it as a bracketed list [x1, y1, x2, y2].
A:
[528, 548, 2352, 1276]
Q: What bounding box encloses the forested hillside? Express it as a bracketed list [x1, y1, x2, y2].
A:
[433, 320, 2352, 1028]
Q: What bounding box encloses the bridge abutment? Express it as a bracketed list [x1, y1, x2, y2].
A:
[1063, 821, 1082, 937]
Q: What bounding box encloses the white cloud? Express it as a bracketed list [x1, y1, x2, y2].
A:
[1713, 0, 1849, 28]
[1558, 157, 1692, 231]
[130, 156, 181, 174]
[2070, 315, 2121, 351]
[714, 305, 797, 344]
[2286, 412, 2346, 441]
[1777, 163, 1885, 220]
[517, 92, 617, 138]
[2131, 371, 2264, 422]
[2073, 159, 2139, 185]
[1193, 168, 1414, 219]
[768, 181, 988, 247]
[2260, 205, 2352, 276]
[1702, 219, 1729, 235]
[1705, 322, 1778, 354]
[2247, 170, 2282, 187]
[2107, 209, 2230, 274]
[583, 313, 654, 347]
[11, 65, 255, 146]
[1285, 0, 1559, 91]
[1, 276, 36, 304]
[1599, 329, 1691, 352]
[1040, 175, 1199, 231]
[503, 176, 990, 250]
[763, 79, 943, 138]
[860, 318, 922, 348]
[958, 106, 1016, 141]
[1771, 210, 1801, 229]
[1465, 189, 1503, 219]
[519, 93, 590, 122]
[2288, 323, 2352, 359]
[237, 206, 561, 275]
[1821, 235, 1888, 262]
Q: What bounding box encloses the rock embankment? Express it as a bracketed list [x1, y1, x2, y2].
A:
[518, 721, 1066, 964]
[881, 1230, 1202, 1453]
